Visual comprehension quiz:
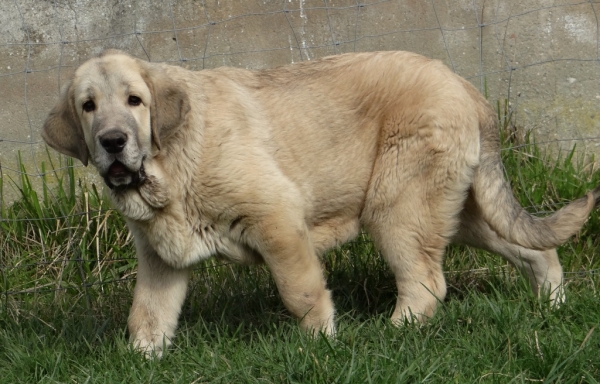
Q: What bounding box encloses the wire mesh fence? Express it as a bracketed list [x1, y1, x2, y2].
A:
[1, 0, 599, 304]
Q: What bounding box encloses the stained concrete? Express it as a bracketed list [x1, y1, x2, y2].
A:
[1, 0, 599, 203]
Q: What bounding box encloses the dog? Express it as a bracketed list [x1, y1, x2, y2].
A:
[42, 49, 599, 357]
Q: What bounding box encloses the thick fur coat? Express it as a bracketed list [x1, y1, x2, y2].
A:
[42, 50, 599, 357]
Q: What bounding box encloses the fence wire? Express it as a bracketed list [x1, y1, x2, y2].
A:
[1, 0, 599, 301]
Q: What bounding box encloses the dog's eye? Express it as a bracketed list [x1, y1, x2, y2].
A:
[128, 95, 142, 106]
[82, 100, 95, 112]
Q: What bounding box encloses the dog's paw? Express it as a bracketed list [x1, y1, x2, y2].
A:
[299, 294, 337, 339]
[308, 320, 336, 339]
[131, 334, 169, 359]
[544, 282, 566, 308]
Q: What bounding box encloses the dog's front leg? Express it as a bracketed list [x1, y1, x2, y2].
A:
[127, 221, 190, 358]
[250, 213, 336, 336]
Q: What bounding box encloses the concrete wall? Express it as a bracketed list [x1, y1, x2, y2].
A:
[1, 0, 599, 203]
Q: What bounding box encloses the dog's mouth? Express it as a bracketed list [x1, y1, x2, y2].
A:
[104, 160, 146, 191]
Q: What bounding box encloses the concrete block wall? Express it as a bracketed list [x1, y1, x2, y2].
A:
[1, 0, 598, 203]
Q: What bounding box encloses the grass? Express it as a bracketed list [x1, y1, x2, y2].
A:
[1, 130, 599, 383]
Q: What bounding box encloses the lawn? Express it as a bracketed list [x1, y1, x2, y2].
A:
[1, 132, 599, 383]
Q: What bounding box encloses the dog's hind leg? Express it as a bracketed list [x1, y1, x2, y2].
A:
[453, 192, 565, 304]
[365, 209, 450, 323]
[362, 142, 476, 323]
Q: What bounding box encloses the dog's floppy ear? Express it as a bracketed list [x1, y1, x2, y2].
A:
[140, 63, 190, 150]
[41, 82, 90, 166]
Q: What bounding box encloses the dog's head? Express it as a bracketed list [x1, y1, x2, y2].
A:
[41, 50, 189, 190]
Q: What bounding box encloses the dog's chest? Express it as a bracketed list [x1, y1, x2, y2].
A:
[114, 181, 258, 268]
[140, 207, 257, 268]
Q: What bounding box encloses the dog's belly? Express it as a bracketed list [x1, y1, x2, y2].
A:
[216, 241, 263, 265]
[310, 216, 361, 255]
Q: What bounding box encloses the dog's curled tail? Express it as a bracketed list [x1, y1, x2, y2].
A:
[472, 112, 599, 251]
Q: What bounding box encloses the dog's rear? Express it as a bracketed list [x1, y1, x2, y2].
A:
[470, 81, 598, 250]
[453, 78, 599, 302]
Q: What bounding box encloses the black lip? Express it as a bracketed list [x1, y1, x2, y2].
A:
[107, 160, 129, 177]
[104, 161, 146, 191]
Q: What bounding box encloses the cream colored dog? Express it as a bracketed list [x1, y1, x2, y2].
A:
[42, 50, 599, 357]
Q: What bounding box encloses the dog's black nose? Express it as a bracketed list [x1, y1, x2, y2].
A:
[99, 130, 128, 154]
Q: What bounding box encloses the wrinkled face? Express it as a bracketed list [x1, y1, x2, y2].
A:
[72, 55, 153, 188]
